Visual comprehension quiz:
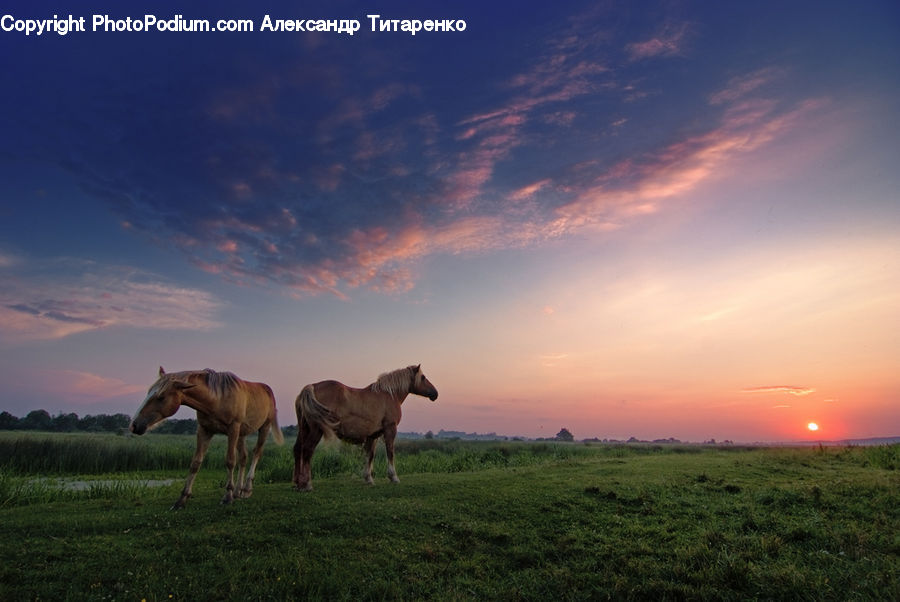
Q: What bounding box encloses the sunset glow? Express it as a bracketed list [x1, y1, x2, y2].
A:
[1, 1, 898, 443]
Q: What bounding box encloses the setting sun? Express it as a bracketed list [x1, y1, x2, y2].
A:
[807, 422, 819, 432]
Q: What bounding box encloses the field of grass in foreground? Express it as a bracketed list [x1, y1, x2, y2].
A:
[0, 435, 897, 600]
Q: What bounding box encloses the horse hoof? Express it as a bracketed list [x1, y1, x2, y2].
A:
[293, 484, 313, 492]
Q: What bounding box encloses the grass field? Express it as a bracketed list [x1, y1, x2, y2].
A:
[0, 432, 897, 600]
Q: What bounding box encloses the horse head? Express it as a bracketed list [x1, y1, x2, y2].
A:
[410, 365, 438, 401]
[130, 366, 197, 435]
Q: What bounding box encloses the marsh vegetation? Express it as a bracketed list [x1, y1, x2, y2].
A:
[0, 432, 897, 599]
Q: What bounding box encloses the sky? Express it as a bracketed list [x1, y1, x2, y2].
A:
[1, 0, 898, 442]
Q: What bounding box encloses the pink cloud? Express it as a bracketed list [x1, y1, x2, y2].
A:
[258, 75, 824, 298]
[442, 41, 609, 209]
[742, 386, 817, 396]
[327, 214, 550, 295]
[709, 67, 785, 105]
[547, 94, 824, 238]
[42, 370, 145, 401]
[626, 23, 690, 60]
[217, 240, 239, 253]
[510, 179, 552, 201]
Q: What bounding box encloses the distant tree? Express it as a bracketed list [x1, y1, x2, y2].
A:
[425, 430, 434, 440]
[153, 418, 198, 434]
[79, 414, 99, 431]
[0, 411, 20, 430]
[101, 413, 131, 431]
[51, 412, 80, 432]
[21, 409, 52, 431]
[556, 428, 574, 442]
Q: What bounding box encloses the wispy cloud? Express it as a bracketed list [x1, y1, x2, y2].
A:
[709, 67, 786, 105]
[743, 386, 817, 396]
[546, 101, 818, 237]
[540, 353, 569, 367]
[40, 370, 145, 401]
[176, 72, 818, 298]
[0, 258, 222, 341]
[626, 22, 691, 60]
[29, 6, 822, 303]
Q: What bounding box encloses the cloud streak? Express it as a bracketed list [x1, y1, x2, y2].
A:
[100, 74, 819, 298]
[0, 258, 222, 340]
[40, 370, 145, 401]
[626, 22, 691, 60]
[742, 386, 817, 396]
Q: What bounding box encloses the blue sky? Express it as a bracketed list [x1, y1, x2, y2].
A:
[1, 1, 898, 441]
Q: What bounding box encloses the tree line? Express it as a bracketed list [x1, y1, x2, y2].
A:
[0, 409, 198, 435]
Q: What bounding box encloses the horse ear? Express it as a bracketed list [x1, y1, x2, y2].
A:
[159, 366, 166, 377]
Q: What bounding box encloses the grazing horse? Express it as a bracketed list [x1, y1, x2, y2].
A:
[293, 364, 438, 491]
[130, 367, 284, 509]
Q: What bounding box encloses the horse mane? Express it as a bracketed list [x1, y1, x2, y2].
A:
[371, 366, 415, 399]
[198, 369, 241, 399]
[158, 368, 240, 399]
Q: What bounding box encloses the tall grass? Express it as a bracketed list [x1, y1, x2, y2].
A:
[0, 432, 198, 473]
[3, 432, 896, 505]
[6, 432, 894, 479]
[0, 432, 607, 505]
[258, 438, 602, 482]
[0, 432, 601, 478]
[864, 444, 899, 470]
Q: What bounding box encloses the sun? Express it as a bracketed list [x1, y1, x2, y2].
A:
[807, 422, 819, 432]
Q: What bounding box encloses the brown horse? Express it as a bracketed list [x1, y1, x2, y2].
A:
[130, 367, 284, 509]
[292, 364, 438, 491]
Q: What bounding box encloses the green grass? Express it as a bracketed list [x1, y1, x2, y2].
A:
[0, 434, 897, 600]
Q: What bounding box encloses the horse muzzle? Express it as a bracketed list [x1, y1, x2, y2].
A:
[129, 421, 147, 435]
[429, 392, 438, 401]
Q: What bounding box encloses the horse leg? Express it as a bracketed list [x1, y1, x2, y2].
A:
[292, 426, 304, 489]
[301, 427, 320, 490]
[293, 419, 320, 491]
[221, 424, 240, 505]
[384, 425, 400, 483]
[235, 435, 248, 498]
[241, 425, 269, 498]
[173, 426, 213, 510]
[363, 436, 377, 485]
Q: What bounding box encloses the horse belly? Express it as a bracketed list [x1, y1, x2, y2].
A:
[336, 416, 382, 443]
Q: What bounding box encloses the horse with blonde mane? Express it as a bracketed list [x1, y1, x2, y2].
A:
[130, 367, 284, 509]
[293, 365, 438, 491]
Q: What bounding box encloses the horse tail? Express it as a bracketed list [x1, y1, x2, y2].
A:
[264, 384, 285, 445]
[296, 384, 339, 439]
[260, 383, 284, 445]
